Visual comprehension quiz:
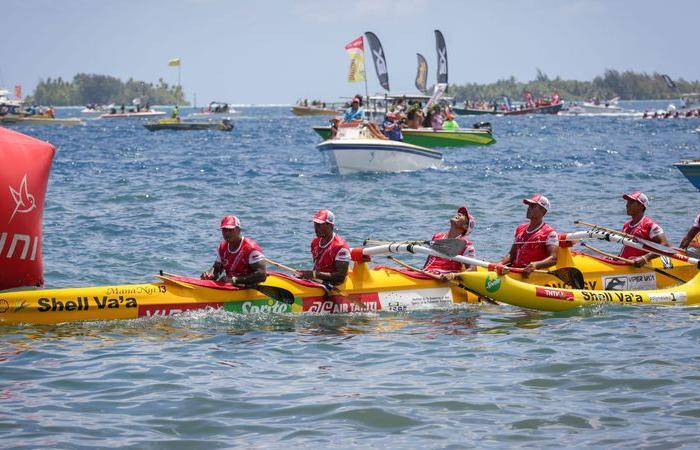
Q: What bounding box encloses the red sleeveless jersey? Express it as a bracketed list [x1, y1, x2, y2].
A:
[619, 216, 664, 259]
[423, 231, 476, 273]
[512, 223, 557, 268]
[311, 233, 351, 272]
[216, 237, 265, 277]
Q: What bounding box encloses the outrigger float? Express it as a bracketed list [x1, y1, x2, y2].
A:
[365, 230, 700, 312]
[1, 229, 699, 324]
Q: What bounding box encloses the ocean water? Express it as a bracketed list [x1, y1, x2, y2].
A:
[1, 102, 700, 448]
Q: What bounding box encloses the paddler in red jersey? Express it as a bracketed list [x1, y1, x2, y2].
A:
[499, 194, 558, 277]
[423, 206, 476, 280]
[679, 212, 700, 250]
[297, 209, 351, 286]
[201, 215, 267, 286]
[619, 191, 669, 266]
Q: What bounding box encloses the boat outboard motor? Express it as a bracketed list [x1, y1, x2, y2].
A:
[473, 121, 492, 133]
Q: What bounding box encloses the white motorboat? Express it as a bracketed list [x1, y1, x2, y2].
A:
[191, 101, 237, 117]
[569, 98, 623, 114]
[317, 123, 443, 175]
[81, 105, 109, 115]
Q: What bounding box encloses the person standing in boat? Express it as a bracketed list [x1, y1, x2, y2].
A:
[679, 212, 700, 250]
[342, 97, 365, 123]
[405, 108, 423, 129]
[297, 209, 351, 286]
[423, 206, 476, 280]
[381, 112, 403, 141]
[499, 194, 558, 277]
[619, 192, 669, 266]
[429, 105, 444, 130]
[201, 215, 267, 286]
[171, 105, 180, 121]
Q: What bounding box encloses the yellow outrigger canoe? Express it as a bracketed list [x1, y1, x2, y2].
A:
[1, 235, 698, 324]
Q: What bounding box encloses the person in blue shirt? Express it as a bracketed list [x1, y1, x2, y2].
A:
[343, 97, 365, 122]
[381, 112, 403, 141]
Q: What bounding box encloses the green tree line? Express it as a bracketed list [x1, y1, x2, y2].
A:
[24, 73, 188, 106]
[448, 69, 700, 102]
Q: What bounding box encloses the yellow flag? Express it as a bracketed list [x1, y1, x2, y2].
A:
[168, 58, 181, 67]
[344, 37, 365, 83]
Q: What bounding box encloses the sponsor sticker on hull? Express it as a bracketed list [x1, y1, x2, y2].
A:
[535, 287, 575, 301]
[602, 273, 656, 291]
[378, 288, 453, 312]
[226, 299, 292, 314]
[302, 292, 380, 313]
[648, 292, 688, 304]
[139, 302, 223, 317]
[485, 274, 501, 293]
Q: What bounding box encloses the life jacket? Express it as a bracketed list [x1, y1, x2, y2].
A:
[511, 222, 557, 268]
[217, 237, 264, 277]
[311, 233, 351, 273]
[423, 231, 476, 273]
[620, 216, 664, 259]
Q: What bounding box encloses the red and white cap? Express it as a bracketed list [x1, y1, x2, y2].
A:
[312, 209, 336, 224]
[220, 215, 241, 229]
[457, 206, 476, 234]
[523, 194, 550, 212]
[623, 191, 649, 208]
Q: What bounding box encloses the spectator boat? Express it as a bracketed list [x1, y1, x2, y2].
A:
[316, 124, 443, 174]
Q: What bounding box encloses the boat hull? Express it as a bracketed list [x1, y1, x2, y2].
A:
[674, 160, 700, 190]
[1, 248, 696, 324]
[0, 266, 475, 325]
[312, 126, 494, 147]
[452, 107, 498, 116]
[578, 103, 623, 114]
[457, 269, 700, 312]
[143, 120, 233, 131]
[503, 103, 563, 115]
[402, 128, 495, 146]
[99, 111, 167, 119]
[291, 106, 338, 116]
[317, 138, 443, 174]
[0, 116, 84, 126]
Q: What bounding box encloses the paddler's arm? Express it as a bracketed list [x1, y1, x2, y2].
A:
[201, 262, 224, 280]
[301, 261, 350, 286]
[497, 244, 517, 273]
[228, 260, 267, 286]
[632, 232, 670, 267]
[522, 243, 558, 277]
[680, 226, 700, 249]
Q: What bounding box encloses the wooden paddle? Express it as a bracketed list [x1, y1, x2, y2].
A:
[580, 243, 687, 285]
[386, 256, 499, 305]
[263, 259, 367, 311]
[160, 271, 295, 305]
[575, 220, 691, 264]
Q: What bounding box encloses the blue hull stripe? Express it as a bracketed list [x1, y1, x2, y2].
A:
[318, 143, 442, 160]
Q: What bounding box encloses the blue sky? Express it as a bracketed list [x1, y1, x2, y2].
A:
[2, 0, 699, 104]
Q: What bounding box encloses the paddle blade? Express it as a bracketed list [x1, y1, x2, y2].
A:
[550, 268, 585, 289]
[426, 238, 467, 257]
[254, 285, 295, 305]
[686, 246, 700, 259]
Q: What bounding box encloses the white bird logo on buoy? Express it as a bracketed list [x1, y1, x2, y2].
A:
[9, 174, 36, 222]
